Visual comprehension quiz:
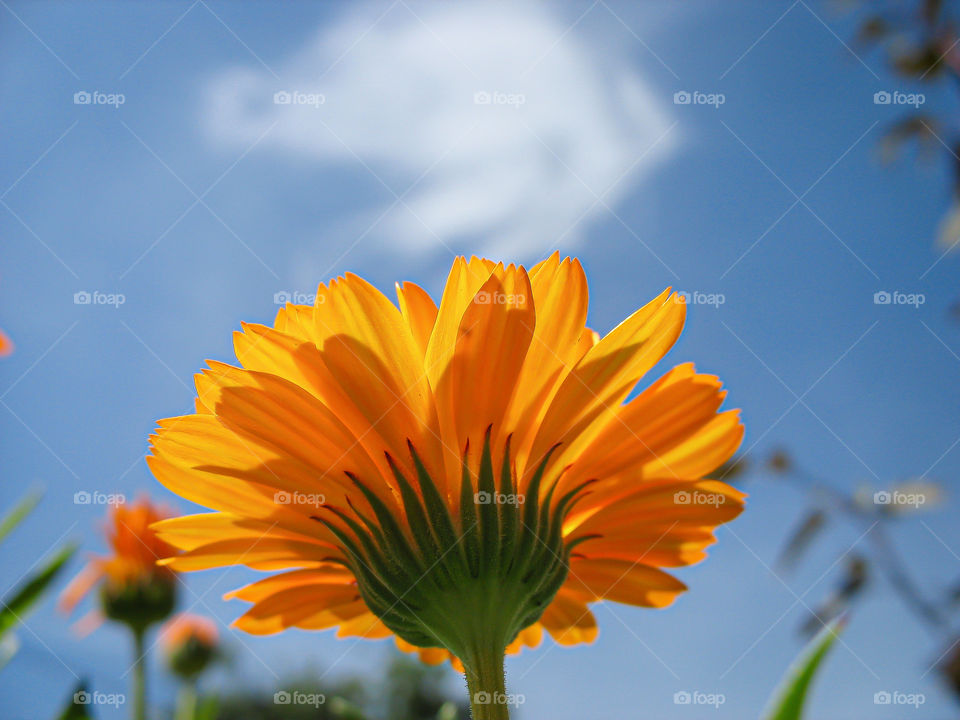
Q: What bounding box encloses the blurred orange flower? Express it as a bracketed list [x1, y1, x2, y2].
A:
[161, 612, 219, 652]
[161, 612, 219, 678]
[60, 497, 179, 632]
[0, 327, 13, 357]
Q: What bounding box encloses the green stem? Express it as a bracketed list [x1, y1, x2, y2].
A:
[132, 627, 147, 720]
[174, 681, 197, 720]
[464, 645, 509, 720]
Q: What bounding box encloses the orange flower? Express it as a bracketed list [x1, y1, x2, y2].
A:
[161, 613, 219, 678]
[161, 613, 219, 651]
[60, 497, 179, 631]
[0, 327, 13, 357]
[148, 254, 744, 673]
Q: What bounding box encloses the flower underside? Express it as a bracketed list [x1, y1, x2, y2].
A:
[146, 255, 748, 674]
[313, 428, 595, 663]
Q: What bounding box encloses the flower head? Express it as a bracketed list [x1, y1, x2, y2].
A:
[149, 254, 744, 671]
[60, 497, 179, 632]
[161, 613, 219, 678]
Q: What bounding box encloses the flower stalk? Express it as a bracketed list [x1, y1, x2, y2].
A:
[132, 627, 147, 720]
[464, 645, 509, 720]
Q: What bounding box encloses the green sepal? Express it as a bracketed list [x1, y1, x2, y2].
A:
[322, 505, 401, 586]
[386, 454, 443, 562]
[346, 472, 424, 578]
[514, 443, 560, 572]
[476, 428, 499, 576]
[407, 440, 461, 556]
[498, 434, 517, 569]
[458, 444, 481, 577]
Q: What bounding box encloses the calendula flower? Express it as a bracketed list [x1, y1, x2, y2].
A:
[0, 327, 13, 357]
[161, 613, 219, 679]
[60, 497, 178, 629]
[61, 497, 179, 720]
[149, 254, 744, 718]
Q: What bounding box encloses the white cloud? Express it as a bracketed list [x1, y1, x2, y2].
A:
[203, 2, 677, 260]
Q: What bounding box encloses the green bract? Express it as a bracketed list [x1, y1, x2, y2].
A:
[312, 429, 597, 669]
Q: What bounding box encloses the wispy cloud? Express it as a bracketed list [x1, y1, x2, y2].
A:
[203, 2, 677, 260]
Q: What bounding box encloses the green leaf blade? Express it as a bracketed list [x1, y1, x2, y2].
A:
[0, 543, 76, 639]
[0, 491, 42, 545]
[763, 617, 845, 720]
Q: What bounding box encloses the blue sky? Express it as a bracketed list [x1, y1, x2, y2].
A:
[3, 1, 960, 718]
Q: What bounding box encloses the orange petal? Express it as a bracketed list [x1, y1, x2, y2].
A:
[449, 265, 535, 454]
[525, 288, 685, 485]
[232, 584, 362, 635]
[58, 562, 104, 614]
[160, 537, 337, 572]
[396, 281, 438, 359]
[565, 557, 687, 608]
[539, 590, 598, 645]
[507, 255, 590, 468]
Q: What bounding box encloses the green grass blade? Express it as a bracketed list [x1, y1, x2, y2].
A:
[0, 491, 42, 545]
[762, 617, 845, 720]
[0, 543, 76, 639]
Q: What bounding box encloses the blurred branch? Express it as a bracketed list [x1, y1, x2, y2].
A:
[765, 450, 948, 635]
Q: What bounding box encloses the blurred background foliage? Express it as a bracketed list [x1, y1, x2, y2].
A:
[843, 0, 960, 257]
